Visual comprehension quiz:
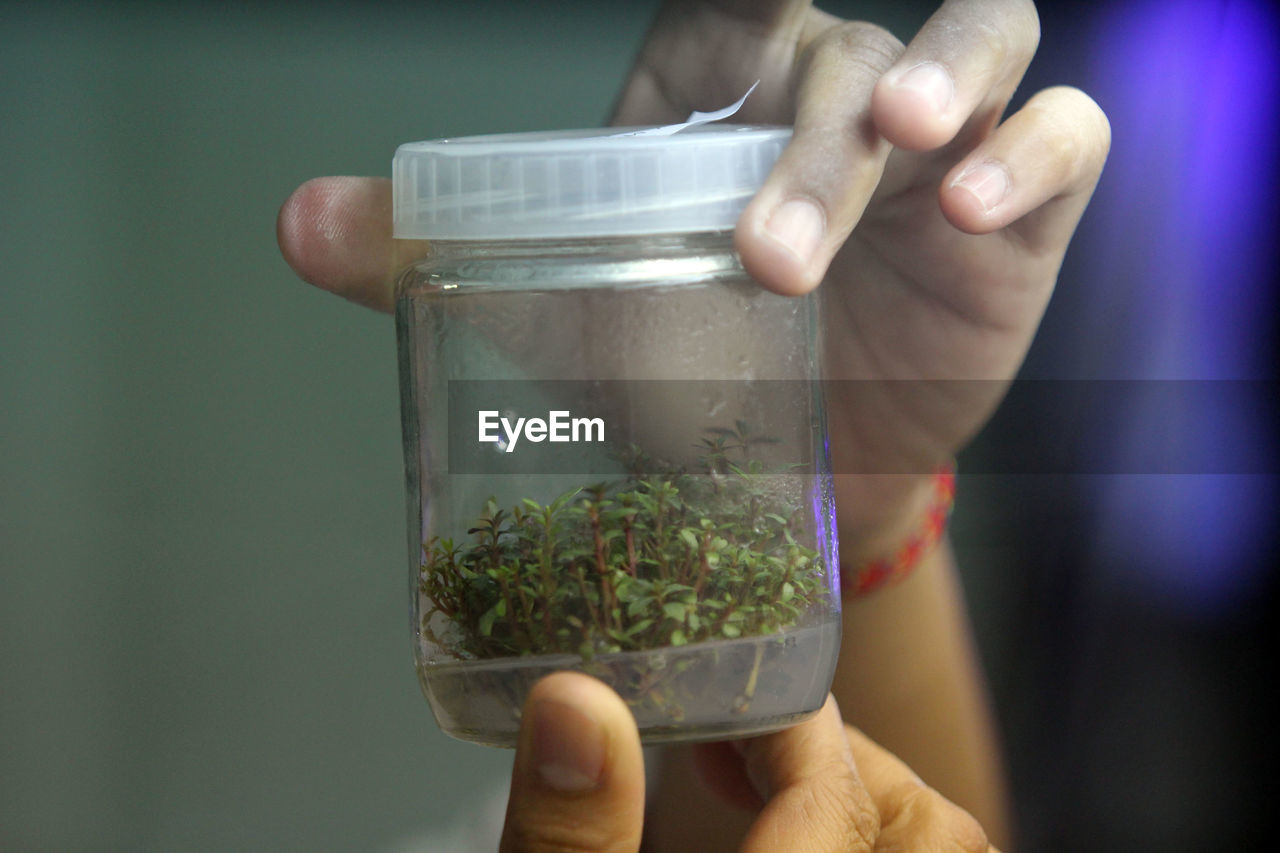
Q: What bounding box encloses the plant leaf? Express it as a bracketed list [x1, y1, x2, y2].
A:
[626, 596, 654, 617]
[627, 618, 654, 636]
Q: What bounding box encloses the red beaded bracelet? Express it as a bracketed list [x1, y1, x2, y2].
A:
[841, 465, 957, 599]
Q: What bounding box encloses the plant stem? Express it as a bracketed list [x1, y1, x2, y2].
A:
[736, 641, 766, 713]
[495, 573, 525, 648]
[574, 564, 600, 631]
[693, 530, 711, 597]
[537, 516, 557, 638]
[655, 492, 669, 580]
[624, 521, 637, 577]
[589, 505, 613, 630]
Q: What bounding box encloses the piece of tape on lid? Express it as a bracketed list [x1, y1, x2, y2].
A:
[608, 80, 760, 138]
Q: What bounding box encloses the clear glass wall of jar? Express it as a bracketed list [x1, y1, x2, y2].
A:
[393, 128, 840, 746]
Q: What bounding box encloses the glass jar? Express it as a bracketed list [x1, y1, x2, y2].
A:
[392, 126, 840, 746]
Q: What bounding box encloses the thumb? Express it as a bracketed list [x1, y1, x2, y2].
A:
[500, 672, 646, 853]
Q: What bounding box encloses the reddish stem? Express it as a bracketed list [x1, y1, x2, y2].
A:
[693, 530, 711, 597]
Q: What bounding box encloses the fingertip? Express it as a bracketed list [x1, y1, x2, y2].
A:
[735, 201, 826, 297]
[521, 672, 643, 792]
[938, 184, 994, 235]
[277, 177, 350, 283]
[810, 692, 851, 748]
[871, 68, 957, 152]
[275, 179, 316, 281]
[527, 691, 607, 794]
[938, 159, 1013, 235]
[275, 176, 397, 313]
[503, 672, 645, 851]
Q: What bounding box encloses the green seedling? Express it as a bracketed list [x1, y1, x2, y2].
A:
[418, 425, 829, 719]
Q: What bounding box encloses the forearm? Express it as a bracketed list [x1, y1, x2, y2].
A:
[835, 538, 1013, 849]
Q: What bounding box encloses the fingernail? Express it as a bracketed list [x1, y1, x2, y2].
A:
[532, 699, 606, 793]
[894, 62, 954, 114]
[764, 199, 825, 269]
[952, 160, 1011, 213]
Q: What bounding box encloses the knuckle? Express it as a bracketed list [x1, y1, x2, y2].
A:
[810, 20, 905, 76]
[970, 0, 1040, 67]
[894, 785, 989, 853]
[941, 805, 990, 853]
[970, 19, 1010, 70]
[502, 813, 616, 853]
[801, 770, 880, 852]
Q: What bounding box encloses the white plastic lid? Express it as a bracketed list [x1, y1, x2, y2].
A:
[392, 125, 792, 240]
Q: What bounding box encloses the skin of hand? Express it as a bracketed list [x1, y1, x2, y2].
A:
[499, 672, 995, 853]
[276, 0, 1108, 848]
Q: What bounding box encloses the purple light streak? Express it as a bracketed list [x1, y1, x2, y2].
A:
[1087, 0, 1278, 618]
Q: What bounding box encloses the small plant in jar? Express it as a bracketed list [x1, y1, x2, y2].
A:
[419, 421, 828, 724]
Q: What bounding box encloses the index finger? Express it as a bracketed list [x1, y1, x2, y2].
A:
[737, 696, 880, 852]
[733, 20, 904, 297]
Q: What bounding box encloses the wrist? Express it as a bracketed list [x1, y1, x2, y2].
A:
[834, 472, 937, 564]
[836, 465, 956, 598]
